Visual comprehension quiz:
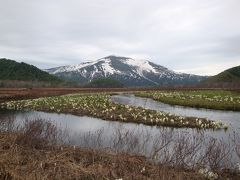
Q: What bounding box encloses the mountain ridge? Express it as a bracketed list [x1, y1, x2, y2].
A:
[46, 55, 207, 87]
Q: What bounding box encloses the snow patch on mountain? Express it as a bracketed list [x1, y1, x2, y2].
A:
[50, 59, 103, 74]
[123, 58, 157, 73]
[101, 58, 122, 76]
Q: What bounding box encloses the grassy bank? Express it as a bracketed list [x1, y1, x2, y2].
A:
[134, 90, 240, 111]
[0, 93, 227, 129]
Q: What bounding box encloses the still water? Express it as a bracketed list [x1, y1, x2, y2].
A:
[111, 94, 240, 134]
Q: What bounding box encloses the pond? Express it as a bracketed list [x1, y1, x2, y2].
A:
[0, 94, 240, 168]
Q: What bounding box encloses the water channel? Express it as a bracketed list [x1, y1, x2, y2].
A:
[1, 94, 239, 168]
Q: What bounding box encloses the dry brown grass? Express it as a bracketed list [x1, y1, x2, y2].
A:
[0, 132, 209, 180]
[1, 87, 240, 103]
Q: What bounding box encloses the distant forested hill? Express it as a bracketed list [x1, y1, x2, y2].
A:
[0, 58, 66, 87]
[201, 65, 240, 88]
[0, 58, 61, 82]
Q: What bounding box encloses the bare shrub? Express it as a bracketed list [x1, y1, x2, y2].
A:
[79, 128, 105, 149]
[15, 118, 68, 149]
[0, 114, 16, 133]
[233, 132, 240, 159]
[72, 126, 238, 172]
[202, 138, 232, 170]
[0, 165, 12, 180]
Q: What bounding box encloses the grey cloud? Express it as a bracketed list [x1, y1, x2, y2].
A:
[0, 0, 240, 75]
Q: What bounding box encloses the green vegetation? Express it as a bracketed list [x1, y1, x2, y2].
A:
[135, 90, 240, 111]
[203, 65, 240, 83]
[86, 78, 124, 88]
[0, 59, 63, 85]
[0, 93, 227, 129]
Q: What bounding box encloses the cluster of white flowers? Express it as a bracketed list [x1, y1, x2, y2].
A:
[237, 163, 240, 172]
[140, 166, 146, 173]
[135, 90, 240, 109]
[0, 93, 227, 129]
[198, 168, 218, 179]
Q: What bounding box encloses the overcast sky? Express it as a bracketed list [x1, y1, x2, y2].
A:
[0, 0, 240, 75]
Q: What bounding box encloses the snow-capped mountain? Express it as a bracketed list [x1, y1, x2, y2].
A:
[46, 55, 207, 86]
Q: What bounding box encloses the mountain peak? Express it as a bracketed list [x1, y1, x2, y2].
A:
[103, 55, 130, 61]
[46, 56, 207, 87]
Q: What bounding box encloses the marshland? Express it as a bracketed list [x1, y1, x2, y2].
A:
[0, 88, 240, 179]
